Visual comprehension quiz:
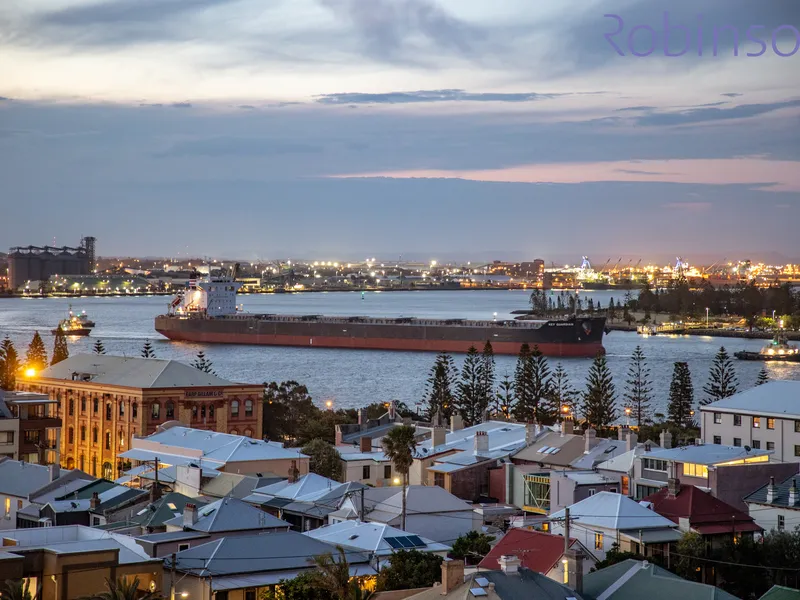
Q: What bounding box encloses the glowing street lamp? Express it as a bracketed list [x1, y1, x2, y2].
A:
[392, 477, 401, 485]
[325, 400, 333, 410]
[705, 307, 709, 328]
[24, 368, 36, 378]
[624, 406, 631, 427]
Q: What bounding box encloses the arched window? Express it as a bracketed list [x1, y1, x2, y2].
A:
[201, 405, 206, 419]
[81, 397, 86, 413]
[119, 402, 125, 418]
[119, 430, 125, 448]
[69, 399, 74, 416]
[79, 454, 85, 471]
[151, 403, 160, 420]
[166, 402, 175, 419]
[80, 425, 86, 442]
[102, 462, 113, 480]
[191, 405, 198, 419]
[68, 427, 74, 444]
[230, 429, 239, 435]
[91, 456, 97, 476]
[106, 403, 112, 421]
[209, 405, 215, 419]
[93, 398, 99, 413]
[231, 400, 239, 417]
[132, 402, 138, 418]
[92, 427, 98, 444]
[244, 428, 252, 438]
[245, 399, 253, 417]
[66, 457, 75, 469]
[105, 431, 111, 450]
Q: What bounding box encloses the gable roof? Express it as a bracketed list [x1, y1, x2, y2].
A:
[512, 431, 586, 466]
[163, 497, 290, 532]
[304, 520, 450, 555]
[131, 493, 205, 529]
[700, 381, 800, 419]
[596, 444, 659, 474]
[416, 421, 528, 459]
[645, 484, 762, 535]
[549, 492, 679, 532]
[583, 559, 740, 600]
[366, 485, 475, 522]
[760, 585, 800, 600]
[478, 529, 593, 574]
[37, 354, 245, 388]
[405, 568, 585, 600]
[0, 459, 87, 498]
[745, 474, 800, 509]
[643, 444, 771, 466]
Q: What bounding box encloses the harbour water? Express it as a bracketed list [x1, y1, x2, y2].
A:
[1, 290, 797, 415]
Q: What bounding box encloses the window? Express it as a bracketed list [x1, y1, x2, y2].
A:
[683, 463, 709, 478]
[4, 498, 9, 516]
[621, 476, 629, 496]
[642, 458, 668, 472]
[192, 405, 198, 419]
[231, 400, 239, 417]
[102, 462, 113, 479]
[362, 465, 371, 480]
[636, 484, 660, 500]
[245, 590, 256, 600]
[767, 442, 775, 451]
[24, 431, 40, 444]
[245, 399, 253, 417]
[178, 543, 190, 552]
[106, 403, 112, 421]
[594, 532, 604, 549]
[0, 432, 14, 444]
[93, 427, 98, 444]
[201, 405, 206, 419]
[767, 418, 775, 430]
[588, 489, 596, 496]
[796, 421, 800, 433]
[753, 417, 761, 428]
[434, 472, 445, 488]
[119, 431, 125, 448]
[778, 515, 785, 531]
[17, 499, 22, 510]
[105, 432, 111, 450]
[209, 405, 215, 419]
[610, 488, 618, 494]
[734, 438, 742, 447]
[714, 413, 722, 424]
[119, 402, 124, 418]
[713, 436, 722, 445]
[753, 440, 761, 449]
[166, 402, 175, 419]
[794, 445, 800, 457]
[151, 403, 160, 420]
[80, 426, 86, 442]
[216, 593, 229, 600]
[69, 399, 74, 416]
[81, 397, 86, 412]
[734, 415, 742, 426]
[384, 465, 392, 479]
[132, 402, 138, 418]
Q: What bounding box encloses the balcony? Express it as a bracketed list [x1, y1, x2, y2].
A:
[20, 417, 62, 430]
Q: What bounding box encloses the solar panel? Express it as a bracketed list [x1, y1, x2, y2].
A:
[475, 577, 490, 587]
[470, 589, 488, 597]
[398, 536, 417, 548]
[385, 538, 404, 549]
[406, 535, 425, 547]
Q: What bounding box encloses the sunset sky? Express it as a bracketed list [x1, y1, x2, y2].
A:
[1, 0, 798, 262]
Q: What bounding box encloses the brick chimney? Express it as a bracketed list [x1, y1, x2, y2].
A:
[789, 479, 798, 506]
[360, 436, 372, 453]
[618, 426, 630, 441]
[49, 463, 61, 482]
[357, 408, 364, 426]
[450, 414, 464, 432]
[441, 560, 465, 594]
[388, 400, 397, 421]
[668, 477, 681, 498]
[626, 430, 638, 452]
[564, 548, 584, 595]
[498, 555, 521, 575]
[288, 459, 299, 483]
[432, 426, 446, 448]
[335, 425, 344, 446]
[563, 418, 574, 435]
[183, 503, 198, 527]
[584, 428, 598, 453]
[766, 476, 777, 503]
[659, 431, 672, 449]
[474, 431, 489, 456]
[89, 491, 100, 510]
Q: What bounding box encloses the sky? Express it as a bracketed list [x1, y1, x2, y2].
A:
[0, 0, 799, 263]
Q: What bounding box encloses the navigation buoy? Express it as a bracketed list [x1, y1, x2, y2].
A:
[361, 292, 365, 300]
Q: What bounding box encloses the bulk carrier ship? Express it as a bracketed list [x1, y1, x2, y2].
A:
[155, 269, 606, 357]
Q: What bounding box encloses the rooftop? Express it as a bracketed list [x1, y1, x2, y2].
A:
[405, 568, 585, 600]
[700, 381, 800, 419]
[745, 475, 800, 509]
[130, 492, 205, 529]
[760, 585, 800, 600]
[163, 497, 290, 532]
[549, 492, 680, 534]
[304, 520, 450, 556]
[416, 421, 528, 459]
[512, 431, 587, 467]
[596, 444, 659, 474]
[643, 444, 772, 466]
[35, 354, 250, 389]
[0, 459, 84, 499]
[478, 529, 590, 574]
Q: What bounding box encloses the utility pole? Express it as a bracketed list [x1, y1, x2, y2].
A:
[170, 552, 176, 600]
[359, 487, 366, 522]
[564, 507, 570, 554]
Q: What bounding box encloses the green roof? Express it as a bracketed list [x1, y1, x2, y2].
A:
[761, 586, 800, 600]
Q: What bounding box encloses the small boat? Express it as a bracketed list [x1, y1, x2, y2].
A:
[735, 331, 800, 362]
[51, 307, 92, 336]
[73, 307, 95, 329]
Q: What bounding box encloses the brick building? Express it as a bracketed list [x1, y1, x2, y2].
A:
[18, 354, 263, 478]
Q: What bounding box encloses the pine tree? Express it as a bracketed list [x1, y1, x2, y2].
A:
[141, 341, 156, 359]
[668, 362, 695, 427]
[479, 341, 496, 411]
[702, 347, 738, 405]
[550, 363, 579, 419]
[93, 339, 106, 355]
[607, 298, 616, 321]
[51, 328, 69, 365]
[493, 374, 515, 419]
[581, 352, 617, 428]
[423, 352, 458, 423]
[456, 347, 486, 426]
[623, 346, 652, 427]
[512, 343, 534, 421]
[0, 337, 20, 390]
[25, 331, 48, 372]
[756, 367, 769, 386]
[528, 346, 555, 424]
[191, 351, 215, 374]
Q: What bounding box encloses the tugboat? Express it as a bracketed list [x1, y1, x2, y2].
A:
[51, 306, 93, 336]
[735, 331, 800, 362]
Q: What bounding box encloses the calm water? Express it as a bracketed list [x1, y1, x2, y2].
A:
[1, 290, 797, 415]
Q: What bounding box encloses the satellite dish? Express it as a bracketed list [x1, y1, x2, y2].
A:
[744, 445, 751, 453]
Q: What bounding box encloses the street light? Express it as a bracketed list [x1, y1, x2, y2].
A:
[24, 367, 36, 378]
[705, 307, 709, 328]
[325, 400, 333, 410]
[624, 407, 631, 427]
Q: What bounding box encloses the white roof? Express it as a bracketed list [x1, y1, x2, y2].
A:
[549, 492, 679, 531]
[700, 381, 800, 419]
[416, 421, 527, 457]
[362, 485, 475, 523]
[596, 445, 658, 473]
[304, 520, 450, 555]
[249, 473, 342, 502]
[570, 438, 627, 470]
[37, 354, 244, 388]
[162, 497, 289, 532]
[643, 444, 771, 466]
[559, 471, 618, 485]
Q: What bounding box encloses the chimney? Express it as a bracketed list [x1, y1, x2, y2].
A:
[498, 555, 521, 575]
[450, 414, 464, 432]
[89, 491, 100, 510]
[288, 459, 299, 483]
[789, 479, 798, 506]
[626, 430, 638, 452]
[357, 408, 364, 426]
[766, 476, 777, 503]
[441, 560, 465, 594]
[183, 503, 198, 527]
[564, 549, 584, 594]
[618, 426, 629, 441]
[668, 477, 681, 498]
[474, 431, 489, 456]
[526, 422, 538, 445]
[388, 400, 397, 421]
[49, 462, 61, 482]
[432, 426, 446, 448]
[360, 436, 372, 453]
[659, 431, 672, 449]
[563, 418, 574, 435]
[335, 425, 343, 446]
[584, 428, 598, 453]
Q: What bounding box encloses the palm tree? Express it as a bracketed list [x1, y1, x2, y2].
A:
[381, 425, 417, 531]
[310, 546, 372, 600]
[80, 576, 162, 600]
[0, 579, 34, 600]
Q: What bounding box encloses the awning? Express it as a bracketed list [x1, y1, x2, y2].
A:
[210, 565, 377, 591]
[693, 522, 762, 535]
[620, 528, 682, 544]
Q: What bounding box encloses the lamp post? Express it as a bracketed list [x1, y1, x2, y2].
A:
[625, 407, 631, 428]
[705, 307, 709, 328]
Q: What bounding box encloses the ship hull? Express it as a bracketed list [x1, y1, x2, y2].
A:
[155, 315, 606, 357]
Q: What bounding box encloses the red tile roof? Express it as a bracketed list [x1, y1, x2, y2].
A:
[644, 484, 762, 535]
[478, 529, 581, 574]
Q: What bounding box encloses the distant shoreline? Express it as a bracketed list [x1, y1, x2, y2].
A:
[606, 322, 800, 341]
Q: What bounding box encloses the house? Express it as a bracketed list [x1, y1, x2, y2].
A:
[582, 559, 740, 600]
[548, 471, 622, 515]
[745, 475, 800, 533]
[18, 354, 266, 476]
[99, 492, 202, 535]
[478, 528, 596, 581]
[0, 458, 93, 530]
[304, 520, 451, 567]
[118, 423, 310, 481]
[549, 492, 680, 562]
[760, 586, 800, 600]
[244, 472, 366, 532]
[0, 390, 61, 464]
[165, 496, 290, 534]
[329, 485, 481, 544]
[700, 381, 800, 462]
[164, 531, 375, 600]
[595, 439, 661, 499]
[402, 557, 586, 599]
[0, 525, 163, 600]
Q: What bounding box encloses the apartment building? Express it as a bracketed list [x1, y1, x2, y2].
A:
[0, 390, 61, 464]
